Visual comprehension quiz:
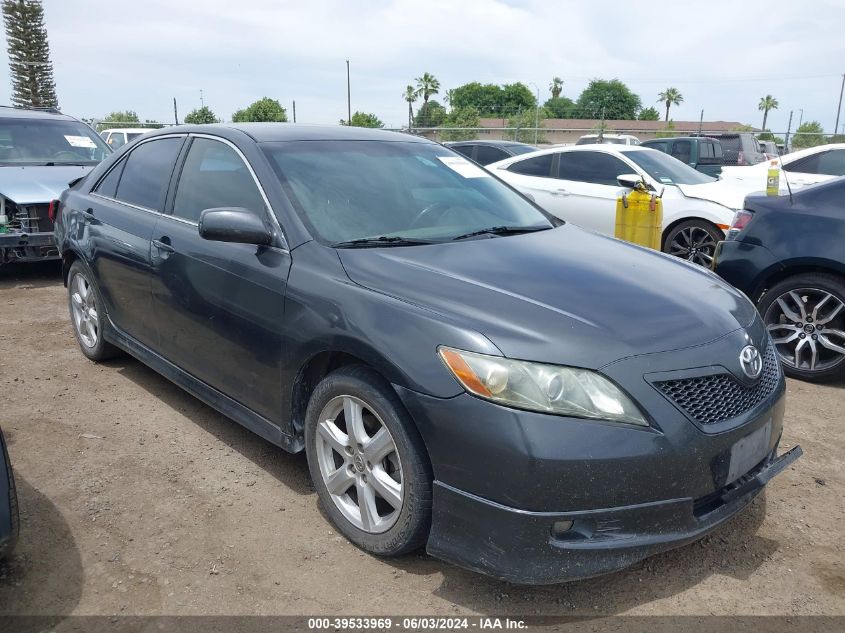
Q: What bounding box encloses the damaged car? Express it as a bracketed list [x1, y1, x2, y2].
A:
[0, 106, 110, 265]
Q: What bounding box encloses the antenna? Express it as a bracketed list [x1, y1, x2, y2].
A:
[777, 153, 793, 204]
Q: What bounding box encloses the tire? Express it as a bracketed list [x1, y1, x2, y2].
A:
[758, 273, 845, 382]
[67, 260, 121, 362]
[662, 220, 723, 267]
[304, 365, 432, 556]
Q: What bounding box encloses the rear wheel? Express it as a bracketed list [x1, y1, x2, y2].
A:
[67, 261, 121, 361]
[304, 365, 431, 556]
[663, 220, 723, 267]
[758, 273, 845, 382]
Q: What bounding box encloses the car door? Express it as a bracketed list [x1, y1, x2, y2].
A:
[552, 151, 632, 235]
[497, 153, 558, 209]
[85, 135, 185, 348]
[149, 135, 291, 423]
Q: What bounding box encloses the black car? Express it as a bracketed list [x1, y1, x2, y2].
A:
[714, 177, 845, 382]
[445, 140, 537, 165]
[54, 124, 800, 584]
[0, 427, 19, 559]
[707, 133, 765, 166]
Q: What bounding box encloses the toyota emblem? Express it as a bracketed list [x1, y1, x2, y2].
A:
[739, 345, 763, 380]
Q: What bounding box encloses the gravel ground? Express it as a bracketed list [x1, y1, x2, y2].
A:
[0, 261, 842, 618]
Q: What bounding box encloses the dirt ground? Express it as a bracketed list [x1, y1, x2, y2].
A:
[0, 261, 842, 618]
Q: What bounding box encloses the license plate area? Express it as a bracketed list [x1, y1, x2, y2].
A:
[727, 420, 772, 484]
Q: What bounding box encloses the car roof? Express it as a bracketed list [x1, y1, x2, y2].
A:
[148, 123, 433, 144]
[643, 136, 717, 143]
[579, 133, 637, 138]
[445, 140, 535, 148]
[103, 127, 158, 133]
[486, 143, 653, 168]
[0, 105, 77, 121]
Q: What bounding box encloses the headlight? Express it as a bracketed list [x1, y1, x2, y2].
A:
[438, 347, 648, 426]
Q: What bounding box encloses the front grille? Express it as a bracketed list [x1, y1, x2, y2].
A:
[654, 343, 781, 426]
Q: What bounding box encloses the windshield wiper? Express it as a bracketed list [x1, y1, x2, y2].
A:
[451, 225, 550, 241]
[332, 235, 437, 248]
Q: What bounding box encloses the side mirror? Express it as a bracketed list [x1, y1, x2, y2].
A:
[198, 208, 273, 246]
[617, 174, 645, 189]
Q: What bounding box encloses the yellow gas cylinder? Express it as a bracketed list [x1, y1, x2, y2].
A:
[615, 186, 663, 250]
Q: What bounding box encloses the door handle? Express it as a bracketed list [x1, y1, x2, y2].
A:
[152, 237, 175, 253]
[82, 207, 95, 219]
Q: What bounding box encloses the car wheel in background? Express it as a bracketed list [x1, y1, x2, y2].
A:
[759, 273, 845, 382]
[304, 365, 432, 556]
[67, 261, 121, 362]
[663, 220, 723, 267]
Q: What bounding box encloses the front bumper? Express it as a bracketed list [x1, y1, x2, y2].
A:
[427, 444, 800, 584]
[0, 231, 59, 262]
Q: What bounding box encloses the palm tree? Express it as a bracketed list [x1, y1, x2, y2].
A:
[758, 95, 779, 132]
[444, 89, 455, 106]
[415, 72, 440, 104]
[403, 85, 417, 131]
[657, 87, 684, 122]
[549, 76, 564, 99]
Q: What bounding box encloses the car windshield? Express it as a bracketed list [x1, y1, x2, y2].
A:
[262, 140, 555, 245]
[0, 117, 110, 166]
[621, 150, 715, 185]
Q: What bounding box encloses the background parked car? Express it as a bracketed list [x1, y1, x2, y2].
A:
[100, 127, 157, 149]
[641, 136, 725, 176]
[445, 140, 538, 165]
[488, 145, 750, 266]
[713, 177, 845, 382]
[0, 106, 112, 265]
[720, 143, 845, 189]
[576, 133, 640, 145]
[0, 426, 19, 560]
[758, 140, 779, 159]
[707, 132, 765, 166]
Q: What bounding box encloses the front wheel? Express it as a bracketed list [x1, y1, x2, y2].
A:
[758, 273, 845, 382]
[662, 220, 723, 267]
[304, 365, 432, 556]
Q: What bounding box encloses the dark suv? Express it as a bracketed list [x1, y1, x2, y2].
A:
[445, 140, 537, 165]
[708, 133, 765, 166]
[0, 106, 111, 265]
[640, 137, 724, 176]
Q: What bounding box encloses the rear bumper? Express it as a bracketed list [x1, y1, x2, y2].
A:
[428, 445, 801, 584]
[712, 239, 782, 299]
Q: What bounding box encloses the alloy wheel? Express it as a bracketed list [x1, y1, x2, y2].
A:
[764, 288, 845, 372]
[314, 395, 403, 534]
[668, 226, 718, 266]
[70, 271, 99, 348]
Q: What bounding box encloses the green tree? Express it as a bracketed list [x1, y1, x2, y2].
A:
[758, 95, 779, 132]
[402, 84, 417, 130]
[415, 72, 440, 104]
[543, 96, 577, 118]
[638, 106, 660, 121]
[657, 87, 683, 122]
[730, 124, 755, 131]
[232, 97, 287, 122]
[439, 107, 480, 141]
[792, 121, 825, 149]
[447, 82, 503, 116]
[2, 0, 57, 108]
[184, 106, 220, 124]
[575, 79, 642, 120]
[341, 111, 383, 128]
[97, 110, 141, 131]
[549, 76, 564, 99]
[501, 82, 536, 115]
[506, 108, 546, 144]
[656, 120, 678, 138]
[414, 100, 446, 128]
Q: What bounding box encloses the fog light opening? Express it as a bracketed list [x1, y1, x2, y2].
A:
[550, 520, 574, 539]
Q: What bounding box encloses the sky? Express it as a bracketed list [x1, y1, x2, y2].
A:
[2, 0, 843, 133]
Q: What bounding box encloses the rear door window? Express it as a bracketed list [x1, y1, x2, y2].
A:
[670, 141, 692, 164]
[816, 150, 845, 176]
[557, 151, 629, 186]
[450, 145, 475, 160]
[114, 137, 184, 211]
[508, 154, 554, 177]
[94, 160, 126, 198]
[474, 145, 509, 165]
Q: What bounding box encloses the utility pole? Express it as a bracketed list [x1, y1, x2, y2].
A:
[173, 98, 178, 125]
[200, 89, 204, 108]
[784, 110, 793, 152]
[835, 73, 845, 140]
[798, 108, 803, 128]
[293, 100, 296, 123]
[346, 59, 351, 125]
[698, 109, 703, 135]
[529, 82, 540, 144]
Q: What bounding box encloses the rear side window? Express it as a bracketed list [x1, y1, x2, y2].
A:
[508, 154, 554, 177]
[94, 160, 125, 198]
[475, 145, 509, 165]
[557, 151, 630, 186]
[717, 136, 740, 152]
[450, 145, 474, 160]
[172, 138, 266, 223]
[107, 133, 126, 149]
[670, 141, 692, 164]
[115, 137, 183, 211]
[816, 150, 845, 176]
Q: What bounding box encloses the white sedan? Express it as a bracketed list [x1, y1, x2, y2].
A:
[720, 143, 845, 189]
[487, 145, 751, 266]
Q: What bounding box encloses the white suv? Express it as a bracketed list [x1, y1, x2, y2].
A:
[100, 128, 156, 149]
[575, 133, 640, 146]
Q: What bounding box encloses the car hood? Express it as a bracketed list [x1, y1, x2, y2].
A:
[337, 225, 757, 369]
[0, 165, 93, 204]
[675, 179, 757, 211]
